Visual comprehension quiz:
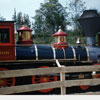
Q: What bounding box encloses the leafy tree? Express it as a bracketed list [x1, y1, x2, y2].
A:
[66, 0, 86, 34]
[12, 10, 31, 31]
[12, 8, 17, 22]
[0, 15, 6, 21]
[33, 0, 69, 35]
[23, 14, 31, 27]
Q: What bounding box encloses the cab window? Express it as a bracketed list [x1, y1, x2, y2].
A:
[0, 29, 10, 43]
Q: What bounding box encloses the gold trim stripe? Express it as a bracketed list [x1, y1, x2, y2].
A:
[62, 48, 66, 59]
[71, 46, 76, 60]
[71, 46, 76, 64]
[34, 44, 38, 60]
[85, 46, 90, 62]
[52, 46, 56, 60]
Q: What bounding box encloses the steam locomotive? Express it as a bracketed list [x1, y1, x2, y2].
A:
[0, 10, 100, 94]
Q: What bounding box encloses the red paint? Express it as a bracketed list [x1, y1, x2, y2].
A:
[60, 36, 65, 42]
[17, 26, 33, 45]
[80, 63, 100, 90]
[80, 85, 89, 90]
[17, 26, 32, 32]
[53, 31, 67, 36]
[0, 46, 16, 60]
[0, 68, 15, 87]
[0, 21, 16, 61]
[53, 28, 68, 49]
[53, 42, 68, 49]
[96, 74, 100, 78]
[17, 40, 33, 44]
[32, 66, 58, 93]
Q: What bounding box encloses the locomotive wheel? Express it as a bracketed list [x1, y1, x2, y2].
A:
[80, 85, 89, 91]
[79, 74, 89, 91]
[96, 74, 100, 78]
[80, 73, 100, 91]
[32, 66, 58, 93]
[93, 64, 100, 78]
[0, 68, 15, 87]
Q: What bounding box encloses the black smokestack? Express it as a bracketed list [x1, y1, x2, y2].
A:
[78, 10, 100, 46]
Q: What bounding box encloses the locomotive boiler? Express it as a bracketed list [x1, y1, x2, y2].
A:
[16, 10, 100, 64]
[0, 10, 100, 94]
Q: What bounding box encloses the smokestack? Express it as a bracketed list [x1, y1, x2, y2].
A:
[78, 10, 100, 46]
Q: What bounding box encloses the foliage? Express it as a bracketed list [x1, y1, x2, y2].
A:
[12, 9, 31, 31]
[0, 15, 6, 21]
[33, 34, 54, 44]
[33, 0, 69, 35]
[15, 34, 18, 43]
[66, 0, 86, 35]
[66, 30, 86, 45]
[32, 0, 87, 44]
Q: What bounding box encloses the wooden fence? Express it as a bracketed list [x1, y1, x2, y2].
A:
[0, 60, 100, 95]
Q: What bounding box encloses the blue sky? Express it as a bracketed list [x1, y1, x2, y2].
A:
[0, 0, 100, 21]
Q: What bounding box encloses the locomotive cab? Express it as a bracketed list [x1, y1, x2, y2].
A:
[0, 21, 16, 61]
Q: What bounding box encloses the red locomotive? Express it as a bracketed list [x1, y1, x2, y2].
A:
[0, 21, 16, 61]
[0, 10, 100, 94]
